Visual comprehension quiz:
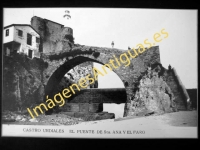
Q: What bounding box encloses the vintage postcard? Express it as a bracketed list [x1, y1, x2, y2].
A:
[2, 8, 198, 138]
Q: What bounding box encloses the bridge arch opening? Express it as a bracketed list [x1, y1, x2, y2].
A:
[45, 56, 101, 97]
[44, 56, 127, 118]
[93, 62, 126, 118]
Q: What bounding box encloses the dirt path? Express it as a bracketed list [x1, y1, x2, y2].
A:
[155, 110, 197, 126]
[75, 110, 198, 127]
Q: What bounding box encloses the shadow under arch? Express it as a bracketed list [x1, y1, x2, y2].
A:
[44, 56, 127, 115]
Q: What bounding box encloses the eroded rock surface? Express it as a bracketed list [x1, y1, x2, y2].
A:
[125, 66, 178, 117]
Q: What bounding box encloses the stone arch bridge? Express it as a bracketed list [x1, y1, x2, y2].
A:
[39, 44, 189, 118]
[42, 45, 160, 96]
[3, 43, 191, 119]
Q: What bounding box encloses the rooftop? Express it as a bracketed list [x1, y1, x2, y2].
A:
[4, 24, 41, 36]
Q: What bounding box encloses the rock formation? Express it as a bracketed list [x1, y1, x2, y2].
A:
[124, 65, 178, 117]
[3, 53, 46, 111]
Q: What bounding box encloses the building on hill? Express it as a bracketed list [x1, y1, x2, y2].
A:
[31, 16, 98, 88]
[31, 16, 74, 54]
[3, 24, 41, 58]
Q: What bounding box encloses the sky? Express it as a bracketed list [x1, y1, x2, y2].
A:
[3, 8, 197, 89]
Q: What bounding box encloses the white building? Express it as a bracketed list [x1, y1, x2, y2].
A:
[3, 24, 41, 58]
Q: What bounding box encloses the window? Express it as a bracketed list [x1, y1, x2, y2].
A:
[18, 30, 23, 37]
[27, 33, 32, 45]
[36, 37, 40, 43]
[5, 29, 9, 36]
[28, 49, 33, 58]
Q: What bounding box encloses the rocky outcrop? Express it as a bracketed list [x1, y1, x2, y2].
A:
[124, 65, 178, 117]
[2, 53, 97, 112]
[65, 61, 98, 89]
[3, 54, 46, 111]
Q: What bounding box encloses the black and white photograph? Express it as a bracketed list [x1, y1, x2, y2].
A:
[2, 8, 198, 138]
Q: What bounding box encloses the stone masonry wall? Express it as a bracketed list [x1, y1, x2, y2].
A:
[59, 88, 126, 120]
[31, 16, 73, 53]
[31, 16, 96, 91]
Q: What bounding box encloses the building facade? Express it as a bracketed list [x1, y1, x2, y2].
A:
[3, 24, 41, 58]
[31, 16, 73, 53]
